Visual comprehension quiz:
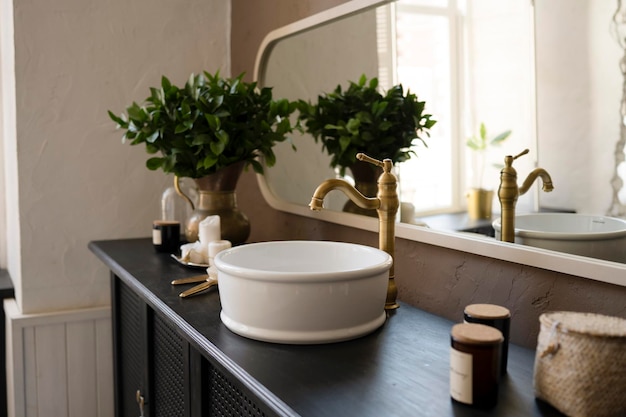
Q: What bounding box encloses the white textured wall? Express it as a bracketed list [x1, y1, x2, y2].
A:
[4, 0, 230, 314]
[1, 0, 18, 291]
[536, 0, 621, 214]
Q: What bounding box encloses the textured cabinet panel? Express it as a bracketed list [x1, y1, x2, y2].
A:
[207, 366, 267, 417]
[117, 280, 146, 417]
[152, 312, 186, 417]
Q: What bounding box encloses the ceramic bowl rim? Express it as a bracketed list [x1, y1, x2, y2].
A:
[214, 240, 393, 283]
[492, 213, 626, 241]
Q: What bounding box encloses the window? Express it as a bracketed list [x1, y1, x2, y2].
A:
[387, 0, 536, 216]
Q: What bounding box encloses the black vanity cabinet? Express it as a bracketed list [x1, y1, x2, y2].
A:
[91, 238, 565, 417]
[113, 276, 191, 417]
[111, 275, 280, 417]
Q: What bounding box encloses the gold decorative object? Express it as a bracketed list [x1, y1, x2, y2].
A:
[170, 275, 209, 285]
[466, 188, 494, 220]
[497, 149, 554, 242]
[175, 161, 250, 245]
[310, 153, 400, 310]
[179, 277, 218, 298]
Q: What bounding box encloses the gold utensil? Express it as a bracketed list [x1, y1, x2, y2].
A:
[179, 278, 218, 298]
[171, 274, 209, 285]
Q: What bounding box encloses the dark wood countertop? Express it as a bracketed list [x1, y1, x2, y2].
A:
[89, 238, 563, 417]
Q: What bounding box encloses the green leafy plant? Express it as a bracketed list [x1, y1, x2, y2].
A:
[108, 71, 298, 178]
[297, 75, 436, 176]
[466, 122, 512, 189]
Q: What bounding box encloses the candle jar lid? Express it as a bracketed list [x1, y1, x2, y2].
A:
[451, 323, 503, 345]
[464, 303, 510, 320]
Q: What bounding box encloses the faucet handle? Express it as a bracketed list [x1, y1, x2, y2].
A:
[504, 149, 530, 168]
[356, 153, 383, 167]
[356, 153, 393, 173]
[513, 149, 530, 160]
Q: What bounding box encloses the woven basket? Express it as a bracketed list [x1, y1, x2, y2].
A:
[533, 311, 626, 417]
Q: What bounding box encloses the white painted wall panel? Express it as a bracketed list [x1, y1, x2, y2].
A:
[95, 319, 114, 417]
[35, 323, 69, 417]
[67, 321, 97, 417]
[22, 327, 35, 417]
[5, 300, 112, 417]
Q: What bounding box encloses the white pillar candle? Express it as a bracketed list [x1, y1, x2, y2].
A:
[208, 240, 232, 265]
[199, 215, 221, 244]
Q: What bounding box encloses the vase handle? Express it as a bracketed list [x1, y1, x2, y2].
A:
[174, 176, 195, 211]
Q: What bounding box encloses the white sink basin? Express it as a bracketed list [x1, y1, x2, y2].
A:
[213, 240, 393, 344]
[492, 213, 626, 262]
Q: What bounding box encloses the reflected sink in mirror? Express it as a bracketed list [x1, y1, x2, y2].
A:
[492, 214, 626, 263]
[213, 240, 393, 344]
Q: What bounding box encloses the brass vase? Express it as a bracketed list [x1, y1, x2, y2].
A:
[342, 161, 383, 217]
[175, 161, 250, 245]
[466, 188, 494, 220]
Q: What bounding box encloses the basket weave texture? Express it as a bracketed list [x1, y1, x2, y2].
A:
[533, 311, 626, 417]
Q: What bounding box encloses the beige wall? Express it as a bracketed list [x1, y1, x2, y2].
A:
[231, 0, 351, 81]
[3, 0, 230, 313]
[231, 0, 626, 349]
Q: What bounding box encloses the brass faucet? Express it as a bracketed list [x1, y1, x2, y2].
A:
[309, 153, 400, 310]
[498, 149, 554, 243]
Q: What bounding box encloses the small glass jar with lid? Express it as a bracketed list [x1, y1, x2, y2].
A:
[464, 303, 511, 375]
[450, 322, 503, 408]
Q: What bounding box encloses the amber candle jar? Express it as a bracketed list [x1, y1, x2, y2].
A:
[450, 323, 503, 408]
[464, 303, 511, 376]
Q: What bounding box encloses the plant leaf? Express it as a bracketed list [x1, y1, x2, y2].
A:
[491, 130, 512, 145]
[146, 157, 164, 170]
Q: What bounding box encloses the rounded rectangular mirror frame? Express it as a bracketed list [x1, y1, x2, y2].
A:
[253, 0, 626, 288]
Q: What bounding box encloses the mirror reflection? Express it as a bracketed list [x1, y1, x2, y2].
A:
[258, 0, 626, 264]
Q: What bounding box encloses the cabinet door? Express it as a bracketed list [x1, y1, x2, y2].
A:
[112, 274, 148, 417]
[113, 275, 192, 417]
[112, 274, 284, 417]
[150, 311, 188, 417]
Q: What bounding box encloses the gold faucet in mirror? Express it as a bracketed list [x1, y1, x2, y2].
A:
[498, 149, 554, 243]
[310, 153, 400, 310]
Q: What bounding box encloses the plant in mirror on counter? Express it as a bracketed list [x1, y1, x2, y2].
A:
[108, 71, 299, 178]
[297, 75, 436, 177]
[465, 122, 512, 220]
[466, 122, 512, 191]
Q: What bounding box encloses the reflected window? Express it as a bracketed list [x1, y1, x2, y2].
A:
[389, 0, 536, 216]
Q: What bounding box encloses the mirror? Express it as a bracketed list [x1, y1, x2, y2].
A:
[535, 0, 626, 217]
[254, 0, 626, 282]
[258, 0, 538, 217]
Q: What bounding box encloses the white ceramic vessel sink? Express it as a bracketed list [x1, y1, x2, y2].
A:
[493, 213, 626, 262]
[213, 240, 393, 344]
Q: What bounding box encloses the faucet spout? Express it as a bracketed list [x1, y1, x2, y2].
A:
[310, 153, 400, 310]
[519, 168, 554, 196]
[497, 149, 554, 243]
[309, 179, 380, 211]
